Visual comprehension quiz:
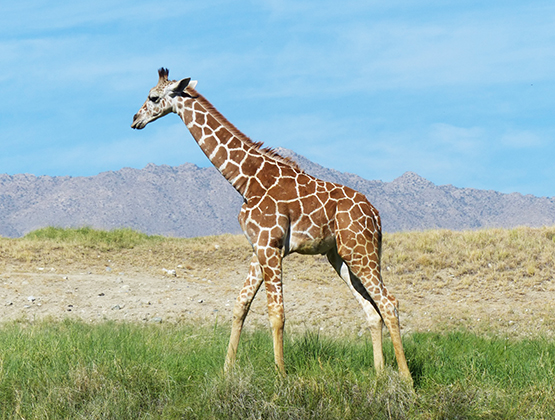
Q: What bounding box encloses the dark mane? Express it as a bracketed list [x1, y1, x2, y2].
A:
[190, 90, 302, 171]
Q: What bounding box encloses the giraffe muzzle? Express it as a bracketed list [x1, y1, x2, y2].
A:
[131, 114, 145, 130]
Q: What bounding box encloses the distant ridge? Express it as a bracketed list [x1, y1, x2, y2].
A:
[1, 149, 554, 238]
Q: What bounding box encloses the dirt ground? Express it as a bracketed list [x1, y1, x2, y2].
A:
[2, 247, 554, 340]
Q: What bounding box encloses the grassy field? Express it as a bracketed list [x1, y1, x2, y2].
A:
[1, 226, 555, 418]
[1, 319, 554, 419]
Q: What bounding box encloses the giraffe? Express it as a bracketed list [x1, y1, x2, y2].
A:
[131, 68, 412, 382]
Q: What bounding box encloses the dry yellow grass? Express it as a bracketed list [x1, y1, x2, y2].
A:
[0, 233, 249, 275]
[383, 226, 555, 295]
[381, 226, 555, 337]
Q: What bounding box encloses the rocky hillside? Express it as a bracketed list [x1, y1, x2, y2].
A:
[1, 149, 554, 237]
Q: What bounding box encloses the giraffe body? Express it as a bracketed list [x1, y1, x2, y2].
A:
[131, 68, 412, 382]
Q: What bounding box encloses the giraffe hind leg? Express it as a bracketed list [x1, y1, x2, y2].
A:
[326, 248, 385, 372]
[348, 273, 385, 372]
[339, 254, 412, 382]
[334, 222, 412, 382]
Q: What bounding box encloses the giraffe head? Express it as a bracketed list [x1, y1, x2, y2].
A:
[131, 68, 198, 129]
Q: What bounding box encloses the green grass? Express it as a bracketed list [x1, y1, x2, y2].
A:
[23, 227, 164, 250]
[1, 320, 554, 419]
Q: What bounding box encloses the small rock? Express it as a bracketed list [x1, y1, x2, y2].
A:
[27, 296, 37, 302]
[98, 293, 105, 297]
[150, 317, 163, 323]
[105, 267, 112, 272]
[198, 299, 204, 304]
[112, 304, 124, 310]
[162, 268, 177, 277]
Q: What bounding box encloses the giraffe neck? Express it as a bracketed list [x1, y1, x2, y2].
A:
[175, 90, 299, 197]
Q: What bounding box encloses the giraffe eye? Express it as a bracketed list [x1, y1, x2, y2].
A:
[149, 95, 161, 103]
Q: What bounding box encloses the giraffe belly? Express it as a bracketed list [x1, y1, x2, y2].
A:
[288, 232, 335, 255]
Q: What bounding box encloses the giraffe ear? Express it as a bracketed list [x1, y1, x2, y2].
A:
[169, 77, 191, 95]
[188, 80, 198, 90]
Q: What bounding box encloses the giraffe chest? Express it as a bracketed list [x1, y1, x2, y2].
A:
[239, 197, 336, 255]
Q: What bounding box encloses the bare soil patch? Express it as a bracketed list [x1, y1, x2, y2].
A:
[2, 232, 555, 339]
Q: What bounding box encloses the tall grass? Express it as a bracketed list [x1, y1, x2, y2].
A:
[381, 226, 555, 340]
[1, 319, 554, 419]
[383, 226, 555, 290]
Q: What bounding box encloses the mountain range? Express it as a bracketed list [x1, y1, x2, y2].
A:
[1, 148, 554, 238]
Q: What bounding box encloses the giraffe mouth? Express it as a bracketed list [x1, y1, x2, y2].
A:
[131, 121, 145, 130]
[131, 114, 146, 130]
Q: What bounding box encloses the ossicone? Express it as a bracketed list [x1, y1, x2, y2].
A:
[158, 67, 169, 80]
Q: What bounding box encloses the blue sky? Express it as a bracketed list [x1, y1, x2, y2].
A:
[1, 1, 554, 197]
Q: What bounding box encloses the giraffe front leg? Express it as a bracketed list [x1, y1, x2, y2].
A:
[258, 247, 286, 374]
[224, 254, 263, 372]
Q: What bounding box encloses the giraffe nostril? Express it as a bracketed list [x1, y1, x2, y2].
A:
[132, 113, 139, 121]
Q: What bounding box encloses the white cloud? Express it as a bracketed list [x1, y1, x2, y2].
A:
[428, 123, 485, 155]
[338, 18, 555, 91]
[0, 1, 213, 35]
[499, 129, 546, 149]
[261, 3, 555, 94]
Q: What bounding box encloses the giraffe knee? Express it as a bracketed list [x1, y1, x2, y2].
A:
[366, 308, 382, 328]
[232, 298, 251, 322]
[391, 296, 400, 318]
[268, 307, 285, 330]
[378, 298, 399, 322]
